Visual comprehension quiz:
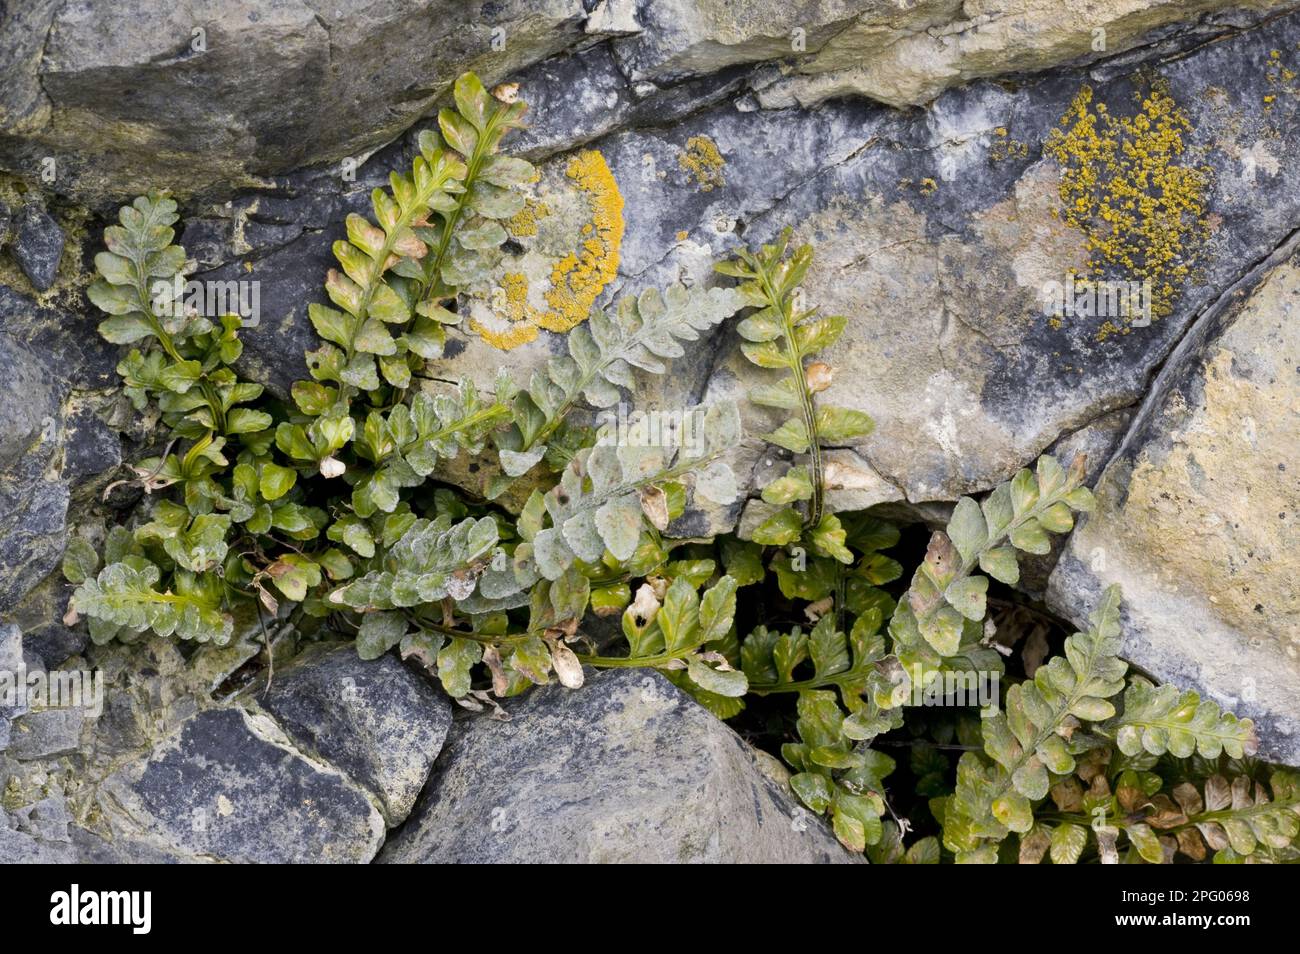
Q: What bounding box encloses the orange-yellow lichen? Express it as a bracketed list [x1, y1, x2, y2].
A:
[990, 126, 1029, 161]
[536, 149, 624, 333]
[1044, 82, 1211, 339]
[1264, 47, 1300, 110]
[506, 199, 550, 238]
[678, 135, 725, 192]
[471, 149, 624, 350]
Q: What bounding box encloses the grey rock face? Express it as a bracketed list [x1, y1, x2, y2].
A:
[0, 0, 592, 204]
[0, 330, 68, 613]
[257, 643, 452, 826]
[96, 707, 386, 863]
[11, 204, 64, 291]
[1048, 244, 1300, 766]
[380, 669, 860, 863]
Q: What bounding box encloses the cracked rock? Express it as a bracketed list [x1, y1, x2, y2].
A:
[1049, 244, 1300, 767]
[257, 643, 452, 827]
[380, 669, 861, 863]
[95, 707, 386, 864]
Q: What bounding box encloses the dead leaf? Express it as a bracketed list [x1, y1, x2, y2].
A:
[805, 362, 834, 392]
[638, 485, 670, 531]
[804, 596, 833, 623]
[1022, 624, 1049, 676]
[548, 640, 585, 689]
[1018, 826, 1051, 864]
[1095, 825, 1120, 864]
[482, 644, 510, 696]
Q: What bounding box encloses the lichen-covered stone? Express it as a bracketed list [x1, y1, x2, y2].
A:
[1049, 246, 1300, 766]
[10, 204, 64, 291]
[380, 669, 861, 863]
[256, 643, 452, 826]
[96, 707, 386, 863]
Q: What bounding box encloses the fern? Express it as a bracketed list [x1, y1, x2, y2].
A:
[492, 283, 744, 490]
[525, 402, 743, 581]
[73, 562, 232, 645]
[952, 587, 1126, 853]
[330, 514, 499, 611]
[1104, 678, 1258, 760]
[718, 228, 872, 535]
[782, 689, 896, 852]
[890, 454, 1094, 662]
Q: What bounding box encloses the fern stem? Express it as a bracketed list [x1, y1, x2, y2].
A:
[758, 268, 824, 528]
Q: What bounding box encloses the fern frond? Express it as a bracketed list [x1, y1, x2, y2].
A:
[891, 453, 1094, 660]
[309, 131, 466, 390]
[720, 228, 872, 529]
[329, 515, 499, 610]
[782, 689, 896, 852]
[1105, 678, 1258, 760]
[88, 193, 191, 353]
[72, 561, 233, 645]
[943, 585, 1126, 859]
[496, 283, 744, 484]
[417, 73, 531, 306]
[524, 401, 743, 580]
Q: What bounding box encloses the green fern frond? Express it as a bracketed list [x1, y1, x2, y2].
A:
[1105, 678, 1259, 760]
[72, 561, 233, 645]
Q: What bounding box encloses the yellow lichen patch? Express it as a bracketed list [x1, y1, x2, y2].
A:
[470, 149, 624, 350]
[678, 135, 725, 192]
[990, 126, 1029, 161]
[537, 150, 624, 333]
[506, 199, 550, 238]
[1264, 46, 1300, 110]
[1044, 82, 1211, 338]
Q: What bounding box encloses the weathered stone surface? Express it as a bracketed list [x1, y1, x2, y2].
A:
[754, 0, 1294, 110]
[380, 669, 861, 863]
[96, 707, 385, 863]
[0, 0, 598, 204]
[257, 643, 451, 826]
[7, 707, 85, 761]
[10, 203, 64, 291]
[0, 329, 68, 613]
[1048, 244, 1300, 766]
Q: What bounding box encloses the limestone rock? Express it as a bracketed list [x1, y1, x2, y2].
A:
[380, 669, 861, 863]
[0, 330, 67, 613]
[754, 0, 1293, 110]
[1048, 245, 1300, 766]
[96, 707, 386, 863]
[257, 643, 452, 826]
[0, 0, 591, 204]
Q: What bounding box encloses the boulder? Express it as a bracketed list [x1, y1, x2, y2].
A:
[257, 643, 452, 826]
[753, 0, 1293, 110]
[380, 669, 861, 863]
[1049, 243, 1300, 766]
[96, 707, 385, 863]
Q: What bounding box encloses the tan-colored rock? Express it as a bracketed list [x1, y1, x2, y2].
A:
[756, 0, 1295, 109]
[1048, 249, 1300, 765]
